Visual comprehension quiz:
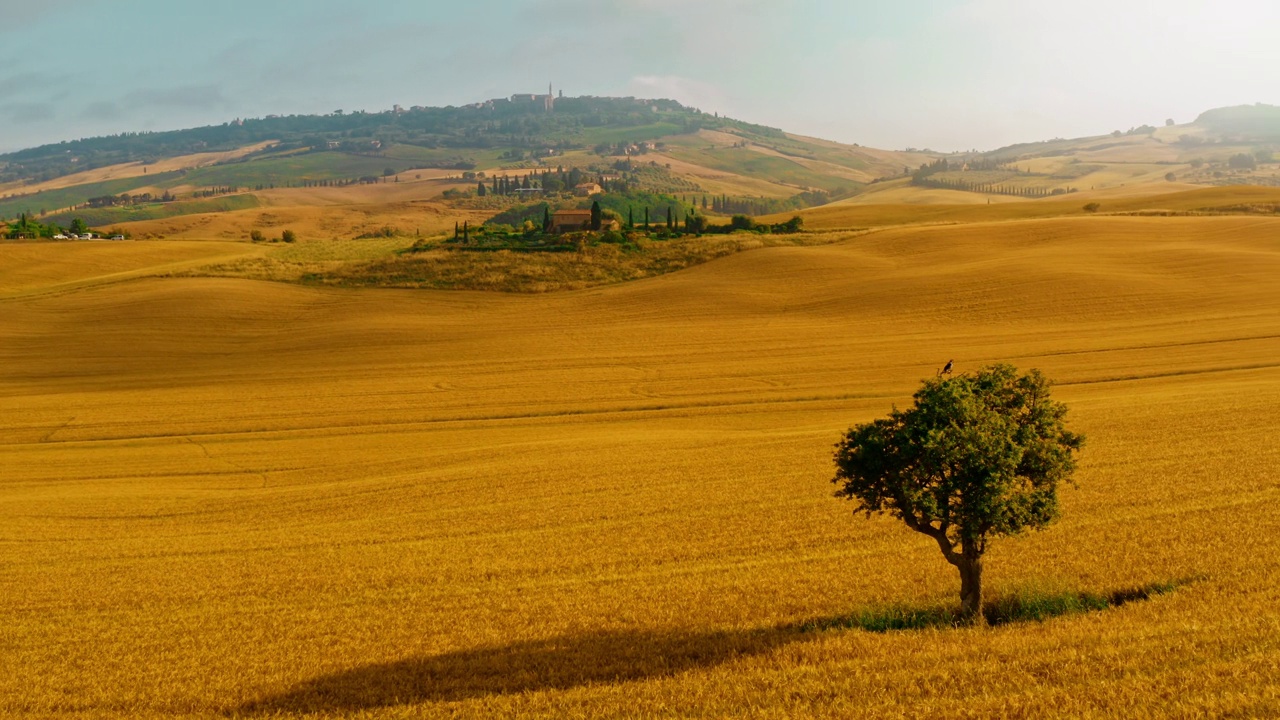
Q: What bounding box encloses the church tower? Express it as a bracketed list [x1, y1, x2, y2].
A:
[544, 83, 555, 113]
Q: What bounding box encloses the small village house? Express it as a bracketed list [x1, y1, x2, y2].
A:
[549, 209, 620, 233]
[550, 209, 592, 233]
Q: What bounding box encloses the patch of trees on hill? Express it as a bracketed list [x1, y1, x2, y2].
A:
[2, 212, 120, 239]
[911, 158, 1074, 198]
[914, 176, 1074, 199]
[0, 96, 784, 186]
[1195, 104, 1280, 140]
[87, 191, 176, 208]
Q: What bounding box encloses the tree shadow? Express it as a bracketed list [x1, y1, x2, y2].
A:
[233, 577, 1196, 716]
[232, 626, 799, 716]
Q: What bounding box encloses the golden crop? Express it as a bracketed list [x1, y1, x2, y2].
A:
[2, 210, 1278, 718]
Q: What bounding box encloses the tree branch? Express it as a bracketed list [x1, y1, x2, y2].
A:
[902, 511, 961, 565]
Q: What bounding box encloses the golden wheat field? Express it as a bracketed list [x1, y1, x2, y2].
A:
[3, 208, 1279, 718]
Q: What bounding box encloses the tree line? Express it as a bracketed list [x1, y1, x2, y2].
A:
[86, 190, 177, 208]
[3, 213, 103, 239]
[913, 176, 1076, 198]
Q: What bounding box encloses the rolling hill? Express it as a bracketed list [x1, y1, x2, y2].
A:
[4, 90, 1280, 716]
[5, 99, 1279, 249]
[3, 209, 1278, 716]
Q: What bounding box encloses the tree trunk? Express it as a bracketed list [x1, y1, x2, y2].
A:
[957, 554, 984, 624]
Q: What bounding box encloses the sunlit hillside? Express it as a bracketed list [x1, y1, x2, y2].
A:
[5, 101, 1280, 247]
[787, 184, 1280, 230]
[3, 204, 1278, 716]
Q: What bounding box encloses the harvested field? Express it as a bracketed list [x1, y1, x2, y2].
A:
[2, 212, 1278, 717]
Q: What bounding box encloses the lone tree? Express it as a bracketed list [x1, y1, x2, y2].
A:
[831, 365, 1084, 622]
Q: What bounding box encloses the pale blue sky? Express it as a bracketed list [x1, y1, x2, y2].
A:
[2, 0, 1278, 154]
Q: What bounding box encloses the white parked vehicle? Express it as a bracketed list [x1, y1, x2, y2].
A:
[54, 234, 69, 239]
[111, 235, 126, 241]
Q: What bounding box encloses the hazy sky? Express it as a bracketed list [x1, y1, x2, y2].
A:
[2, 0, 1278, 154]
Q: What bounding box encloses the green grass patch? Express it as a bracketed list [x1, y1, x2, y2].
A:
[43, 194, 260, 227]
[186, 230, 852, 293]
[801, 578, 1191, 633]
[665, 145, 851, 193]
[0, 172, 183, 220]
[574, 122, 688, 146]
[174, 153, 420, 188]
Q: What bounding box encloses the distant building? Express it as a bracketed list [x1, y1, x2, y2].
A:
[551, 209, 592, 233]
[511, 84, 557, 113]
[574, 182, 603, 197]
[549, 209, 618, 233]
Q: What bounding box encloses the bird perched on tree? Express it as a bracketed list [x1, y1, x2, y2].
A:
[940, 359, 954, 376]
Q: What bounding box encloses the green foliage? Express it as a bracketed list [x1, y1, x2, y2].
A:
[357, 226, 405, 239]
[1083, 202, 1101, 213]
[182, 153, 414, 188]
[664, 143, 854, 193]
[484, 202, 550, 228]
[1194, 103, 1280, 140]
[42, 194, 260, 229]
[1229, 153, 1258, 170]
[834, 365, 1083, 543]
[0, 172, 182, 221]
[590, 191, 689, 222]
[832, 365, 1083, 618]
[3, 212, 60, 239]
[802, 579, 1182, 633]
[250, 230, 266, 243]
[773, 216, 803, 233]
[684, 213, 707, 235]
[281, 229, 297, 244]
[0, 97, 702, 185]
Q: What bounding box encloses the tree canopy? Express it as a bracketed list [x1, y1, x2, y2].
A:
[831, 364, 1084, 621]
